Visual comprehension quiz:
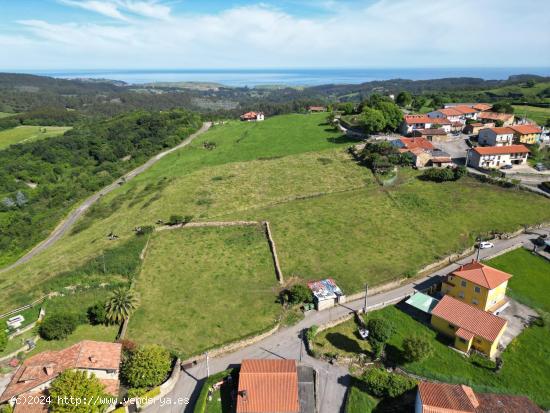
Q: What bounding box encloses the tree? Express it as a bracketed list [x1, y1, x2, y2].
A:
[492, 102, 514, 114]
[288, 284, 313, 304]
[373, 101, 403, 131]
[362, 368, 416, 398]
[48, 370, 109, 413]
[87, 303, 107, 325]
[39, 314, 79, 340]
[105, 288, 139, 324]
[367, 318, 395, 358]
[402, 336, 434, 362]
[526, 79, 536, 88]
[361, 107, 386, 135]
[0, 328, 7, 352]
[337, 102, 355, 115]
[395, 91, 413, 108]
[122, 345, 172, 388]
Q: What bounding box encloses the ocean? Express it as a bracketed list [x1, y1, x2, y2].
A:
[22, 67, 550, 87]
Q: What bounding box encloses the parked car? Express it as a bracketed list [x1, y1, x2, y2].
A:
[478, 241, 494, 249]
[500, 164, 513, 170]
[535, 163, 547, 171]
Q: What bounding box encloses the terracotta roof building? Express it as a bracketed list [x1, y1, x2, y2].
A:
[478, 112, 515, 126]
[472, 103, 492, 112]
[240, 111, 265, 122]
[0, 341, 122, 408]
[400, 115, 452, 135]
[451, 261, 512, 290]
[430, 295, 507, 357]
[509, 124, 543, 145]
[468, 144, 529, 169]
[416, 381, 543, 413]
[237, 359, 300, 413]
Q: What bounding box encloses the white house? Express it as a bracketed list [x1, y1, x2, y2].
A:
[468, 145, 529, 169]
[428, 106, 478, 124]
[240, 111, 264, 122]
[478, 127, 515, 146]
[400, 115, 451, 135]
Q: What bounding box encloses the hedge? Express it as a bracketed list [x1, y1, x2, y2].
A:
[193, 369, 234, 413]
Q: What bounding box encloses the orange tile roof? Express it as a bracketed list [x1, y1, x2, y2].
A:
[485, 126, 514, 135]
[456, 328, 475, 341]
[399, 137, 435, 151]
[473, 103, 492, 111]
[510, 124, 542, 135]
[437, 108, 463, 117]
[475, 393, 544, 413]
[404, 115, 451, 125]
[418, 381, 478, 413]
[453, 105, 479, 114]
[478, 112, 514, 121]
[236, 359, 299, 413]
[0, 341, 122, 403]
[13, 391, 49, 413]
[451, 261, 512, 289]
[431, 295, 507, 342]
[472, 144, 529, 156]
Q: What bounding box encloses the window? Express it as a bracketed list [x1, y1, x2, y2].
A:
[459, 291, 465, 299]
[472, 298, 479, 305]
[448, 323, 455, 329]
[474, 286, 481, 293]
[461, 280, 467, 287]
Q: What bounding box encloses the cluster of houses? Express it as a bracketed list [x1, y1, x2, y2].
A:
[391, 137, 452, 168]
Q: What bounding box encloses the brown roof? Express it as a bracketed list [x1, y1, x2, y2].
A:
[484, 127, 515, 135]
[404, 115, 451, 125]
[437, 108, 463, 117]
[399, 137, 435, 151]
[0, 341, 122, 403]
[418, 381, 544, 413]
[510, 124, 542, 135]
[473, 103, 492, 111]
[236, 359, 299, 413]
[478, 112, 514, 122]
[451, 261, 512, 289]
[431, 295, 507, 342]
[418, 381, 478, 413]
[13, 391, 49, 413]
[453, 105, 479, 114]
[472, 144, 530, 156]
[308, 106, 326, 111]
[415, 128, 447, 135]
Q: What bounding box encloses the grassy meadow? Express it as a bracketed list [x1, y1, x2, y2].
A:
[127, 225, 281, 357]
[512, 105, 550, 125]
[0, 125, 71, 150]
[1, 112, 549, 313]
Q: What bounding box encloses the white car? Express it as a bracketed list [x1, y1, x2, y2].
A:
[479, 241, 494, 249]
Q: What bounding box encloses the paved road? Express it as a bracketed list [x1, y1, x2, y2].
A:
[143, 227, 549, 413]
[0, 122, 212, 274]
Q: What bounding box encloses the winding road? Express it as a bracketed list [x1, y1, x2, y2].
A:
[0, 122, 212, 274]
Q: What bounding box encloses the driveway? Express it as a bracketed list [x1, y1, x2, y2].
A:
[433, 135, 469, 164]
[143, 227, 549, 413]
[497, 299, 539, 352]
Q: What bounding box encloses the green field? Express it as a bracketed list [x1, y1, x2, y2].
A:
[345, 379, 379, 413]
[127, 226, 281, 357]
[512, 105, 550, 125]
[0, 112, 17, 119]
[0, 125, 71, 149]
[1, 113, 549, 314]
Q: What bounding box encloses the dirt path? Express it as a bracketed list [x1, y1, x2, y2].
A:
[0, 122, 212, 274]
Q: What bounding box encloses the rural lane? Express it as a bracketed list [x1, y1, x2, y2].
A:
[0, 122, 212, 274]
[144, 226, 549, 413]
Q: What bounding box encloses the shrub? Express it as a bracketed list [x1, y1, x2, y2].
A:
[168, 214, 193, 225]
[289, 284, 313, 304]
[367, 318, 395, 358]
[87, 303, 107, 325]
[306, 325, 318, 342]
[402, 336, 434, 362]
[362, 368, 416, 398]
[49, 370, 110, 412]
[0, 328, 7, 352]
[422, 167, 456, 182]
[135, 225, 154, 236]
[39, 313, 80, 340]
[122, 344, 172, 388]
[127, 387, 149, 399]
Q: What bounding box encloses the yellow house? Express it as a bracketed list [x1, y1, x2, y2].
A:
[510, 124, 542, 145]
[441, 260, 511, 312]
[430, 295, 507, 358]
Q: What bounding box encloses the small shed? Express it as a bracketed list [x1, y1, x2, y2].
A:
[405, 292, 439, 321]
[307, 278, 345, 311]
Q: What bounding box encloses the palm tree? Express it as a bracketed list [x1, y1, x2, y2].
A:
[105, 288, 139, 324]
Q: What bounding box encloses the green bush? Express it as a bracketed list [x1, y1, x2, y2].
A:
[122, 344, 172, 388]
[362, 367, 416, 398]
[87, 303, 107, 325]
[289, 284, 313, 304]
[168, 214, 193, 226]
[422, 167, 456, 182]
[127, 387, 149, 399]
[194, 369, 234, 413]
[402, 336, 434, 362]
[306, 325, 318, 342]
[367, 318, 395, 357]
[0, 328, 7, 352]
[39, 313, 80, 340]
[136, 225, 155, 236]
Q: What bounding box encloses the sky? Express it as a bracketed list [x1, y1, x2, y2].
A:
[0, 0, 549, 70]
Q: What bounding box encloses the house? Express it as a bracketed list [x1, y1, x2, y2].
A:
[463, 122, 494, 136]
[308, 278, 346, 310]
[412, 128, 448, 142]
[308, 106, 326, 112]
[400, 115, 451, 135]
[0, 341, 122, 411]
[478, 112, 515, 126]
[428, 149, 453, 168]
[509, 124, 542, 145]
[428, 106, 479, 124]
[430, 295, 507, 357]
[391, 138, 451, 168]
[441, 261, 511, 312]
[472, 103, 493, 112]
[392, 137, 435, 152]
[240, 111, 265, 122]
[416, 381, 543, 413]
[468, 145, 529, 169]
[236, 359, 300, 413]
[478, 127, 514, 146]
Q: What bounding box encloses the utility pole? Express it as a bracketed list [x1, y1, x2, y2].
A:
[363, 283, 368, 313]
[299, 330, 303, 362]
[205, 352, 210, 378]
[475, 237, 481, 261]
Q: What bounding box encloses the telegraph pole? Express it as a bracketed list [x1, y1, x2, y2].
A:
[476, 237, 481, 261]
[363, 283, 368, 313]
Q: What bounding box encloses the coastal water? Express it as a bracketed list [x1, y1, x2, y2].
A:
[23, 67, 550, 87]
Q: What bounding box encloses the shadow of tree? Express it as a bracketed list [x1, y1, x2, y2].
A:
[327, 135, 361, 144]
[325, 332, 364, 354]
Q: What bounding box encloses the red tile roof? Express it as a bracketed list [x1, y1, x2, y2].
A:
[483, 127, 514, 135]
[418, 381, 544, 413]
[456, 328, 475, 341]
[451, 261, 512, 289]
[431, 295, 507, 342]
[473, 103, 492, 111]
[478, 112, 514, 122]
[398, 137, 435, 151]
[418, 381, 478, 413]
[404, 115, 450, 125]
[472, 144, 530, 156]
[453, 105, 479, 114]
[0, 341, 122, 403]
[13, 391, 49, 413]
[510, 124, 542, 135]
[236, 359, 299, 413]
[437, 108, 463, 117]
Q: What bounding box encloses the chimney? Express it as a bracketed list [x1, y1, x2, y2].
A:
[239, 390, 248, 401]
[89, 355, 97, 364]
[45, 366, 54, 376]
